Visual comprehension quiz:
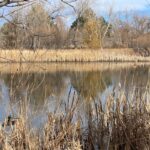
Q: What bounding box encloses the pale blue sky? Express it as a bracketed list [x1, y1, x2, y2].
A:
[65, 0, 150, 26]
[0, 0, 149, 26]
[93, 0, 149, 13]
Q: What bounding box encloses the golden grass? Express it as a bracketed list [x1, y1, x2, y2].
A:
[0, 49, 149, 62]
[0, 87, 150, 149]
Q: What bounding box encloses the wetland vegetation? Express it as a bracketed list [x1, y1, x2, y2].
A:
[0, 63, 149, 149]
[0, 0, 150, 149]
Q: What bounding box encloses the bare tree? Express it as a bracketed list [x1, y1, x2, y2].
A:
[55, 17, 67, 48]
[61, 0, 77, 12]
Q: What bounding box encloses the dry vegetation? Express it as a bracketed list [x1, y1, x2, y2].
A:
[0, 87, 150, 150]
[0, 1, 149, 149]
[0, 49, 150, 63]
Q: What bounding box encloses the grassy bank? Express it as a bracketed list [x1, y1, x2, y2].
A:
[0, 87, 150, 149]
[0, 49, 150, 62]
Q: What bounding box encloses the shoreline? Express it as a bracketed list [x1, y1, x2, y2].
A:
[0, 48, 149, 63]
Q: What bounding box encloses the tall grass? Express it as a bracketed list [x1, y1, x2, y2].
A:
[0, 49, 150, 62]
[0, 87, 149, 149]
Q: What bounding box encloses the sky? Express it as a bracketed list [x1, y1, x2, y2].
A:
[64, 0, 150, 26]
[0, 0, 150, 26]
[93, 0, 149, 13]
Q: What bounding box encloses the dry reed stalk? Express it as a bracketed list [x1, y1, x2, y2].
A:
[0, 86, 149, 149]
[0, 49, 149, 62]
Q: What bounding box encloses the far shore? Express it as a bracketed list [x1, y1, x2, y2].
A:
[0, 48, 149, 63]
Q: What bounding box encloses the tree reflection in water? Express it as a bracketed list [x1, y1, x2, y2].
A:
[0, 66, 149, 103]
[70, 71, 111, 100]
[0, 65, 149, 124]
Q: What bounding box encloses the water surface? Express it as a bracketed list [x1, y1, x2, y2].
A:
[0, 63, 149, 127]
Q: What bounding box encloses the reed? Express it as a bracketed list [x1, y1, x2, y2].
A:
[0, 49, 149, 62]
[0, 87, 149, 149]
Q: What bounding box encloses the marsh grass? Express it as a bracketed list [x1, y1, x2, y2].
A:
[0, 49, 150, 62]
[0, 87, 150, 150]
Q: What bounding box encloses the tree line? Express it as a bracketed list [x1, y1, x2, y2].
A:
[0, 1, 150, 50]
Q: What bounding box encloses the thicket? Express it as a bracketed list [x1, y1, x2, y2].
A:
[0, 2, 150, 50]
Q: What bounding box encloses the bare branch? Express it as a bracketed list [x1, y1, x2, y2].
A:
[0, 0, 29, 8]
[61, 0, 77, 12]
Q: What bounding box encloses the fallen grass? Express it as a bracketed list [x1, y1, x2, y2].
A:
[0, 49, 150, 62]
[0, 87, 150, 149]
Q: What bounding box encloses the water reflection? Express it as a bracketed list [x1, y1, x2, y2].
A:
[71, 71, 111, 100]
[1, 73, 66, 104]
[0, 63, 149, 127]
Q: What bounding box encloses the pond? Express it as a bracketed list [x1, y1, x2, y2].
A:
[0, 63, 149, 128]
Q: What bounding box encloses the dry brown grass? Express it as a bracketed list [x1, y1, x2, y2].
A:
[0, 49, 150, 62]
[0, 87, 149, 150]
